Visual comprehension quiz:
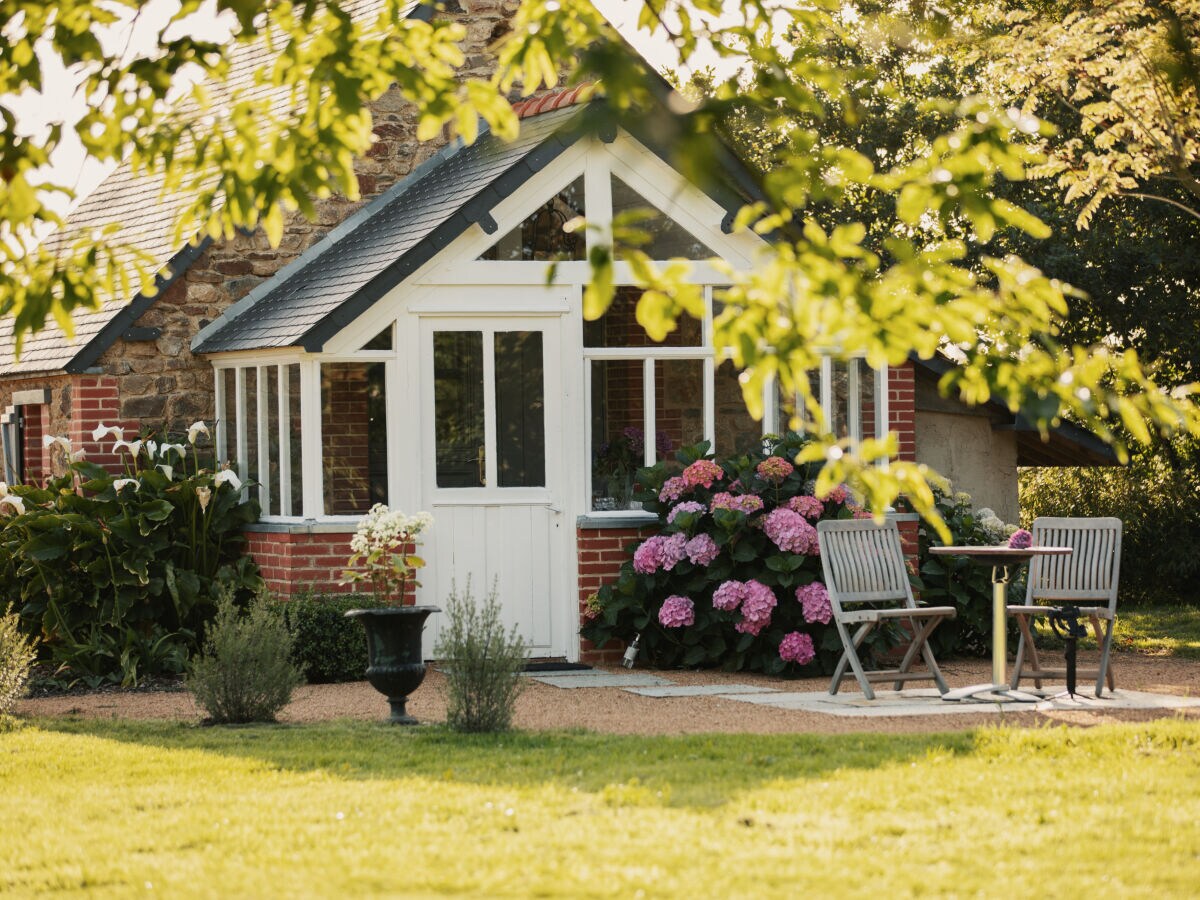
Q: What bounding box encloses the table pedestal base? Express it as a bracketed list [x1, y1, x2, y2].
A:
[941, 684, 1045, 703]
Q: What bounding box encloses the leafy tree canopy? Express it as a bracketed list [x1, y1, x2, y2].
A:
[3, 0, 1200, 534]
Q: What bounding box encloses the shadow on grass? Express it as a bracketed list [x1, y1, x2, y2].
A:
[30, 717, 976, 808]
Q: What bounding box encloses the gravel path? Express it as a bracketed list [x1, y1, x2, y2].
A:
[17, 651, 1200, 735]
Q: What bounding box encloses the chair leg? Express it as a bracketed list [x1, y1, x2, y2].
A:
[894, 616, 944, 692]
[918, 626, 951, 694]
[1092, 615, 1116, 696]
[830, 621, 875, 700]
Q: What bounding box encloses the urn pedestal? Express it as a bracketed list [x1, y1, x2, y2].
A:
[345, 606, 439, 724]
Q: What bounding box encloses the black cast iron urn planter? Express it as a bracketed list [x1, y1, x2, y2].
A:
[345, 606, 440, 724]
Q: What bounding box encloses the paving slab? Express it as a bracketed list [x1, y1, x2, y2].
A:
[518, 668, 597, 678]
[715, 687, 1200, 718]
[533, 673, 674, 689]
[624, 684, 779, 698]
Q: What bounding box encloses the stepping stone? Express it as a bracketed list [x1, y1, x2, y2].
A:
[624, 684, 779, 698]
[533, 673, 673, 689]
[518, 668, 597, 677]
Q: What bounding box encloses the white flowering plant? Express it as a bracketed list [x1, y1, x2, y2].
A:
[342, 504, 434, 606]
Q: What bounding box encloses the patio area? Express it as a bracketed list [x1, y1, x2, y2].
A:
[18, 648, 1200, 735]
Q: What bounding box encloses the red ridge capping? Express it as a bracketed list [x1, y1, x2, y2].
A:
[510, 83, 596, 120]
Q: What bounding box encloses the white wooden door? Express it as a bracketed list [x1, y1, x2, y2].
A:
[418, 316, 567, 657]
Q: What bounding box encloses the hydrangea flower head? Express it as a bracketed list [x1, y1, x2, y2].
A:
[633, 536, 666, 574]
[658, 595, 695, 628]
[824, 484, 849, 505]
[685, 533, 720, 566]
[711, 492, 764, 514]
[712, 580, 744, 611]
[763, 507, 818, 554]
[1008, 528, 1033, 550]
[756, 456, 794, 483]
[735, 580, 777, 636]
[787, 495, 824, 520]
[796, 582, 832, 624]
[682, 459, 724, 489]
[667, 501, 706, 525]
[660, 532, 689, 570]
[659, 476, 687, 503]
[779, 631, 816, 665]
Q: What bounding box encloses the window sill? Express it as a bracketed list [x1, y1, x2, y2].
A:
[577, 512, 658, 530]
[245, 520, 360, 534]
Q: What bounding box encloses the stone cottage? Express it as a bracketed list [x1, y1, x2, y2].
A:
[0, 0, 1112, 662]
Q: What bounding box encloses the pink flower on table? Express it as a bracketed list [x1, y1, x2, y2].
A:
[712, 580, 744, 611]
[756, 456, 794, 483]
[1008, 529, 1032, 549]
[658, 595, 695, 628]
[779, 631, 816, 665]
[633, 536, 665, 574]
[710, 491, 764, 514]
[787, 495, 824, 520]
[763, 507, 818, 554]
[682, 459, 723, 489]
[735, 580, 777, 636]
[667, 501, 706, 525]
[660, 532, 689, 570]
[659, 476, 687, 503]
[685, 533, 720, 566]
[796, 582, 832, 625]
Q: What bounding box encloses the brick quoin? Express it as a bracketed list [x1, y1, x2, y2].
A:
[68, 374, 139, 474]
[887, 362, 917, 462]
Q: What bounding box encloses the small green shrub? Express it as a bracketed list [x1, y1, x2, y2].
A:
[187, 590, 303, 724]
[276, 593, 383, 683]
[434, 580, 526, 733]
[0, 604, 36, 726]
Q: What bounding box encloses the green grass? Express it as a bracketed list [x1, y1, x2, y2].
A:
[4, 718, 1200, 897]
[1031, 604, 1200, 659]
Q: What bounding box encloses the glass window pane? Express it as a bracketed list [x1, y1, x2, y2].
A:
[856, 359, 879, 441]
[287, 364, 303, 517]
[266, 368, 280, 516]
[583, 286, 702, 348]
[656, 359, 702, 471]
[434, 332, 485, 488]
[244, 367, 259, 487]
[590, 359, 644, 511]
[715, 360, 762, 455]
[611, 174, 716, 260]
[480, 177, 585, 261]
[494, 331, 545, 488]
[362, 325, 393, 350]
[830, 361, 850, 439]
[321, 362, 388, 515]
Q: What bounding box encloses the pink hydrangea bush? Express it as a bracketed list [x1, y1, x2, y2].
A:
[581, 436, 864, 674]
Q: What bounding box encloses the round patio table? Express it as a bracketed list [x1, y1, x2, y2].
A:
[928, 545, 1072, 703]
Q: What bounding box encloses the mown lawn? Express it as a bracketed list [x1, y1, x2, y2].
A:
[1030, 604, 1200, 659]
[4, 718, 1200, 897]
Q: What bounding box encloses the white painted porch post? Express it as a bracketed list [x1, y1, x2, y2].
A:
[300, 359, 323, 518]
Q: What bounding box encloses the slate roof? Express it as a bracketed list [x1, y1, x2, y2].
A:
[0, 0, 421, 377]
[193, 103, 589, 353]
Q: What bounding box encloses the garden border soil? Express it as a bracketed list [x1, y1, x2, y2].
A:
[16, 651, 1200, 736]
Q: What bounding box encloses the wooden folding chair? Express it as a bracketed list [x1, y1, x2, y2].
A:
[1007, 516, 1123, 697]
[817, 519, 957, 700]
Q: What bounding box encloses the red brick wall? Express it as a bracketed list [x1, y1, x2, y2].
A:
[20, 403, 47, 485]
[577, 524, 656, 664]
[887, 362, 916, 461]
[246, 529, 418, 603]
[68, 375, 140, 472]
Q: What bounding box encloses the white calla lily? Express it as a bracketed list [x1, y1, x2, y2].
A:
[187, 421, 210, 444]
[113, 478, 140, 493]
[195, 486, 212, 512]
[160, 442, 187, 458]
[0, 495, 25, 515]
[213, 470, 242, 491]
[113, 439, 144, 458]
[157, 464, 174, 481]
[91, 423, 124, 443]
[43, 435, 72, 454]
[0, 482, 7, 498]
[145, 439, 159, 459]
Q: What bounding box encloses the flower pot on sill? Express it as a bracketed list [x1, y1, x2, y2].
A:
[345, 606, 440, 725]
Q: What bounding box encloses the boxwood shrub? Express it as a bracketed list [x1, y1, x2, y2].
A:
[275, 593, 383, 683]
